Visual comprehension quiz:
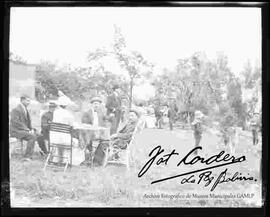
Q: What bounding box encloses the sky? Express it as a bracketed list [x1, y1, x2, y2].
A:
[10, 7, 261, 100]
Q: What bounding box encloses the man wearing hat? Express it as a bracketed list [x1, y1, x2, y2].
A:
[110, 109, 140, 156]
[191, 110, 204, 155]
[81, 96, 107, 127]
[36, 101, 57, 155]
[93, 109, 141, 165]
[105, 84, 122, 134]
[80, 96, 107, 166]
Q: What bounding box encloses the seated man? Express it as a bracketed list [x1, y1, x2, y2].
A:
[111, 109, 140, 150]
[81, 96, 107, 127]
[93, 109, 140, 166]
[10, 94, 39, 161]
[36, 101, 57, 155]
[80, 96, 108, 165]
[93, 109, 140, 165]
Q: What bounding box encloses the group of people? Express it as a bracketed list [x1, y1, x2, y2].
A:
[10, 86, 262, 163]
[191, 110, 262, 155]
[153, 101, 261, 156]
[154, 101, 179, 130]
[9, 84, 142, 164]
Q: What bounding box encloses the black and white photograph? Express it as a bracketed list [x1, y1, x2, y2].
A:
[6, 5, 264, 208]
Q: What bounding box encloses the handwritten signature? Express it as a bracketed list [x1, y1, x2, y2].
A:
[138, 145, 256, 191]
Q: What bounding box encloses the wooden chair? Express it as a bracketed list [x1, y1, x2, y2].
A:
[104, 119, 146, 169]
[43, 122, 73, 172]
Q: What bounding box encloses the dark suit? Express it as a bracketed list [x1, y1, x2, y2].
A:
[191, 119, 203, 155]
[251, 116, 261, 146]
[93, 120, 138, 166]
[168, 104, 178, 130]
[10, 104, 32, 135]
[106, 92, 121, 115]
[10, 104, 36, 158]
[41, 111, 53, 136]
[36, 111, 54, 154]
[154, 105, 163, 129]
[112, 120, 138, 149]
[105, 92, 122, 134]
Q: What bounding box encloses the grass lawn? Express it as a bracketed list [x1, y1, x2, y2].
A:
[9, 127, 262, 207]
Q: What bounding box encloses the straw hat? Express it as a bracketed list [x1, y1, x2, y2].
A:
[90, 96, 102, 104]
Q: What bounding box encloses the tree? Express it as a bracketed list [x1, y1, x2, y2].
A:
[35, 61, 59, 101]
[227, 77, 245, 127]
[151, 51, 246, 127]
[153, 52, 220, 115]
[240, 61, 261, 125]
[218, 101, 238, 129]
[86, 25, 153, 108]
[241, 60, 261, 90]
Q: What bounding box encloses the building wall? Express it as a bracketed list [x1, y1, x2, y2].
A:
[9, 61, 36, 99]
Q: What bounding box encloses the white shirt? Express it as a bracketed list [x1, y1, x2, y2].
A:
[92, 109, 99, 127]
[52, 107, 74, 126]
[20, 103, 28, 116]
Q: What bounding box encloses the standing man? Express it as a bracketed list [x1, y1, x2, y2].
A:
[36, 101, 57, 155]
[106, 84, 122, 135]
[191, 110, 204, 155]
[168, 101, 178, 130]
[154, 104, 163, 129]
[10, 94, 36, 161]
[118, 97, 129, 127]
[250, 112, 261, 146]
[153, 99, 163, 129]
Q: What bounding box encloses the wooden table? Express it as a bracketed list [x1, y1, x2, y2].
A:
[73, 123, 110, 166]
